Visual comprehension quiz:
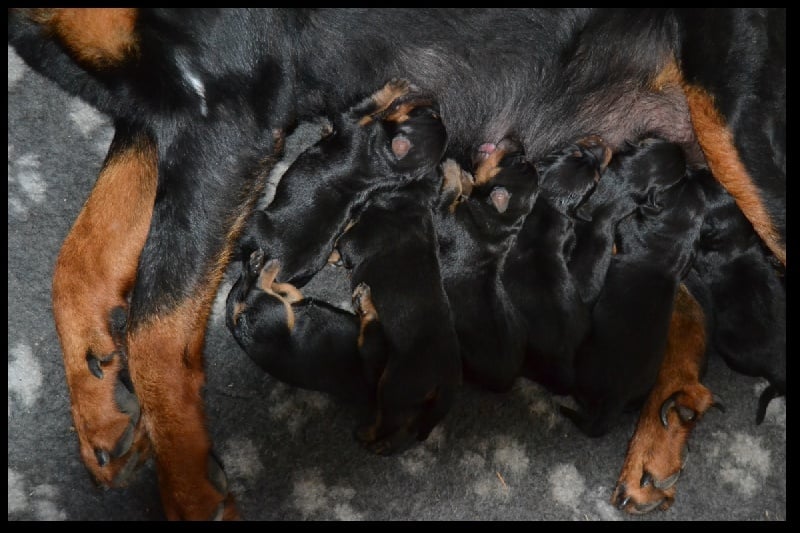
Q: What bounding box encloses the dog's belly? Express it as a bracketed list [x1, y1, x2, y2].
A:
[295, 9, 699, 166]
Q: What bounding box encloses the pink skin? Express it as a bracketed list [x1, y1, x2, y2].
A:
[476, 143, 497, 159]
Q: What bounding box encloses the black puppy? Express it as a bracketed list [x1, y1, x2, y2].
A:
[504, 136, 611, 395]
[564, 138, 706, 437]
[433, 139, 540, 393]
[685, 174, 786, 424]
[228, 80, 460, 455]
[227, 253, 369, 404]
[238, 79, 445, 287]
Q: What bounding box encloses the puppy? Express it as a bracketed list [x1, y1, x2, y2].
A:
[564, 138, 706, 437]
[434, 139, 540, 393]
[229, 80, 460, 455]
[686, 174, 786, 423]
[505, 136, 611, 395]
[226, 252, 369, 404]
[238, 79, 445, 287]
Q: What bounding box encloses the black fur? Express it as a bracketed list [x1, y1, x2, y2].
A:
[566, 139, 706, 437]
[686, 175, 786, 424]
[228, 86, 459, 453]
[503, 138, 607, 395]
[7, 8, 785, 518]
[434, 141, 539, 393]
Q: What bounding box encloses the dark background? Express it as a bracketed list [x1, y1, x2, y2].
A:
[7, 45, 786, 521]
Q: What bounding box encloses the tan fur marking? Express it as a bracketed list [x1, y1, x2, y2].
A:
[51, 133, 157, 486]
[327, 249, 342, 265]
[271, 282, 303, 304]
[127, 296, 237, 520]
[120, 132, 281, 519]
[358, 79, 412, 126]
[440, 159, 464, 196]
[354, 285, 379, 350]
[683, 84, 785, 265]
[257, 261, 281, 292]
[440, 159, 474, 213]
[650, 58, 682, 92]
[253, 262, 298, 331]
[474, 146, 507, 185]
[384, 100, 435, 124]
[33, 8, 139, 69]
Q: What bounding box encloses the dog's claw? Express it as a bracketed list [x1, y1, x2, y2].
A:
[87, 355, 105, 379]
[659, 392, 679, 427]
[616, 493, 631, 510]
[95, 448, 110, 467]
[86, 350, 115, 379]
[114, 376, 141, 425]
[110, 423, 136, 458]
[676, 404, 697, 423]
[653, 470, 681, 490]
[210, 502, 225, 521]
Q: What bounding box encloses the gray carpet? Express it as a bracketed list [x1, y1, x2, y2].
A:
[7, 45, 786, 521]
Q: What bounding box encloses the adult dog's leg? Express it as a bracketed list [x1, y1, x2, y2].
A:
[611, 284, 717, 514]
[52, 123, 157, 488]
[125, 125, 281, 520]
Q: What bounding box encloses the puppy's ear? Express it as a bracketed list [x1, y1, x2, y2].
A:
[490, 186, 510, 214]
[392, 134, 412, 159]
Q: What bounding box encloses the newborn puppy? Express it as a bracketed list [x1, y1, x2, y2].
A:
[237, 78, 446, 287]
[506, 136, 610, 395]
[687, 173, 785, 424]
[226, 252, 369, 404]
[565, 138, 706, 437]
[434, 138, 540, 393]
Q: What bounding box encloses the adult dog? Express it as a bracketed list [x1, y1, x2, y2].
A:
[7, 8, 785, 519]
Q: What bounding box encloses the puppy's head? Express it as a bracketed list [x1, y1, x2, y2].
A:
[364, 84, 448, 180]
[537, 135, 610, 217]
[469, 137, 538, 221]
[441, 137, 538, 246]
[575, 137, 686, 220]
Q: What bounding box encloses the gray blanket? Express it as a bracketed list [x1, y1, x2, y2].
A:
[7, 45, 786, 521]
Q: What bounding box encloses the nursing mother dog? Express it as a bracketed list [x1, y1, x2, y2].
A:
[7, 8, 785, 520]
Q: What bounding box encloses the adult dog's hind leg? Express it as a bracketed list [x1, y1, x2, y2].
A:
[125, 125, 279, 521]
[51, 123, 157, 488]
[612, 284, 718, 514]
